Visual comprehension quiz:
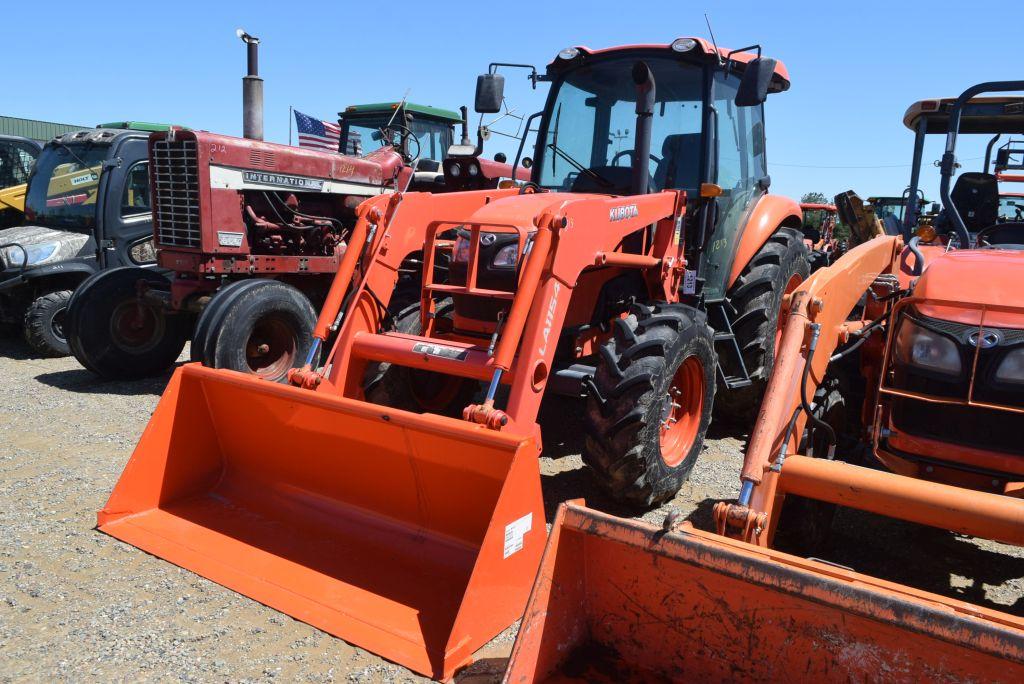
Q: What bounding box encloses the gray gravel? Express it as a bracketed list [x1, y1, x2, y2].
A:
[1, 335, 1020, 682]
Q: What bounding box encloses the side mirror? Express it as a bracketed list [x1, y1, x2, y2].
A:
[735, 57, 777, 107]
[475, 73, 505, 114]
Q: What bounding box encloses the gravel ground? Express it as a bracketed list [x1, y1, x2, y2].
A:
[1, 335, 1021, 682]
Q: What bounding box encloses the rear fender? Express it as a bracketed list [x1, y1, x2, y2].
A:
[726, 194, 803, 289]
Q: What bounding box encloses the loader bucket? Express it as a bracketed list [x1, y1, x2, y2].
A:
[505, 502, 1024, 683]
[98, 364, 545, 681]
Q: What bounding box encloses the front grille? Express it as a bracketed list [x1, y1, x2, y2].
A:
[152, 139, 200, 248]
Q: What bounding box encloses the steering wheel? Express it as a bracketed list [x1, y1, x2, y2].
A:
[610, 149, 662, 167]
[377, 124, 421, 161]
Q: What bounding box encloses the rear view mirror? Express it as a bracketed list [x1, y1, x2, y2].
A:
[475, 73, 505, 114]
[735, 57, 777, 107]
[996, 148, 1010, 170]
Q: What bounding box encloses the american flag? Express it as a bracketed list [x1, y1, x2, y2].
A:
[294, 110, 340, 152]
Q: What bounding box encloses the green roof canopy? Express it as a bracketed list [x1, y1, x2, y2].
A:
[97, 121, 179, 132]
[340, 102, 462, 123]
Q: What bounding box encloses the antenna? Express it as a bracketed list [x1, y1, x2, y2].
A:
[385, 88, 412, 129]
[704, 13, 723, 64]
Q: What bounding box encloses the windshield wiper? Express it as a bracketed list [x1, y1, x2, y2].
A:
[52, 140, 101, 178]
[546, 143, 614, 188]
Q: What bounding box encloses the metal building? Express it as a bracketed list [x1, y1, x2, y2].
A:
[0, 116, 88, 144]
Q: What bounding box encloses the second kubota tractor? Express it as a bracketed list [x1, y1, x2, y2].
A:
[97, 38, 809, 680]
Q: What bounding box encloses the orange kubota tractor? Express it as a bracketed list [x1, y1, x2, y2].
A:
[501, 81, 1024, 683]
[97, 38, 809, 679]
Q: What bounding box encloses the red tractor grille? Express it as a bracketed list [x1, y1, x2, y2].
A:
[152, 138, 200, 248]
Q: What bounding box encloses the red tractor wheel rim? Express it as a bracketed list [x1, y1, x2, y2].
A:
[110, 301, 163, 352]
[245, 316, 297, 380]
[775, 273, 804, 351]
[659, 356, 705, 467]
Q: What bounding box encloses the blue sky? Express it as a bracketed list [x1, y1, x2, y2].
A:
[7, 0, 1018, 201]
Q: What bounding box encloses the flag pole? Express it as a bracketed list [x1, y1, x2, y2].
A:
[289, 106, 293, 146]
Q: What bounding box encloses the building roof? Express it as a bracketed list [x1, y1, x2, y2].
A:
[0, 116, 88, 144]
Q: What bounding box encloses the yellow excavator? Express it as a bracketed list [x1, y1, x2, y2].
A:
[0, 135, 42, 228]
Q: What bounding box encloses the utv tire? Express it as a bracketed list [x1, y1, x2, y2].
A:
[716, 227, 810, 423]
[202, 280, 317, 383]
[67, 267, 189, 380]
[364, 299, 479, 416]
[583, 302, 716, 508]
[23, 290, 72, 357]
[774, 377, 846, 556]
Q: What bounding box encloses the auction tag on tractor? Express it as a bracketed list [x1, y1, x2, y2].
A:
[503, 513, 533, 559]
[682, 269, 698, 295]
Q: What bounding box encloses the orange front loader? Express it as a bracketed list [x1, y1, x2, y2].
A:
[504, 501, 1024, 683]
[99, 39, 806, 679]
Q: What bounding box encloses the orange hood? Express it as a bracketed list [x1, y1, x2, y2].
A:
[914, 248, 1024, 328]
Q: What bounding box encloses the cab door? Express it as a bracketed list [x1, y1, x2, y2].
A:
[97, 137, 159, 270]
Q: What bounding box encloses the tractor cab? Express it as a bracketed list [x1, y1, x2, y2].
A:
[902, 94, 1024, 247]
[0, 122, 173, 355]
[338, 102, 459, 178]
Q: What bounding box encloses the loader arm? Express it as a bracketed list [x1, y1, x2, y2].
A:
[0, 181, 27, 214]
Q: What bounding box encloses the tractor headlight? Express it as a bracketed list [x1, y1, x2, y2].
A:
[449, 162, 462, 178]
[492, 243, 519, 268]
[452, 235, 471, 263]
[671, 38, 697, 52]
[467, 163, 479, 177]
[2, 242, 59, 268]
[995, 347, 1024, 385]
[557, 47, 579, 60]
[894, 318, 962, 376]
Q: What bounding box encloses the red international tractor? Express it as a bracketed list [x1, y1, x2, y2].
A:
[799, 200, 841, 268]
[500, 81, 1024, 683]
[95, 38, 811, 679]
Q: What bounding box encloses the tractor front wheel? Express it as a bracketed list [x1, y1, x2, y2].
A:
[67, 268, 189, 379]
[200, 280, 317, 383]
[584, 302, 716, 508]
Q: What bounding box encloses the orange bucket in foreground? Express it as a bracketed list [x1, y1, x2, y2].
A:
[99, 364, 545, 680]
[504, 502, 1024, 683]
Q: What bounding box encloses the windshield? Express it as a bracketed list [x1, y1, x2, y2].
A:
[0, 141, 38, 190]
[340, 114, 453, 162]
[24, 144, 108, 231]
[1000, 195, 1024, 221]
[536, 57, 704, 193]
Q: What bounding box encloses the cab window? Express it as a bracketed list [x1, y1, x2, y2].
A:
[121, 162, 151, 216]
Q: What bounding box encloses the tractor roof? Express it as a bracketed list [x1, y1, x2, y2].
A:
[97, 121, 178, 132]
[546, 38, 790, 93]
[903, 97, 1024, 133]
[341, 102, 462, 123]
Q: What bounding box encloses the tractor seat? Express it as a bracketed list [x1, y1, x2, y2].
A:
[653, 133, 701, 192]
[950, 172, 1000, 232]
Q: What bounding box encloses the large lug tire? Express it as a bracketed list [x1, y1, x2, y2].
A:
[364, 299, 479, 416]
[67, 268, 189, 379]
[717, 227, 811, 422]
[23, 290, 72, 357]
[201, 280, 317, 383]
[774, 377, 846, 556]
[583, 302, 717, 508]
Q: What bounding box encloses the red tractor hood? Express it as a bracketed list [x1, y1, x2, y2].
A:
[914, 248, 1024, 328]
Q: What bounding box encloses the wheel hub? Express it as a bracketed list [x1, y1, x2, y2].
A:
[659, 356, 705, 467]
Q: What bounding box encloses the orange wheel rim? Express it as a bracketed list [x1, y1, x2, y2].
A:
[659, 356, 705, 466]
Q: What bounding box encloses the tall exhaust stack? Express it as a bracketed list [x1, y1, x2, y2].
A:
[237, 29, 263, 141]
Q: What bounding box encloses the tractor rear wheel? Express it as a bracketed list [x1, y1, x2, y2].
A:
[716, 227, 810, 423]
[67, 268, 190, 379]
[583, 302, 716, 508]
[23, 289, 72, 357]
[364, 299, 479, 416]
[200, 280, 317, 383]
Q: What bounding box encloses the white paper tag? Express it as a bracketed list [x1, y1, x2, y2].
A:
[503, 513, 533, 559]
[682, 269, 697, 295]
[217, 231, 244, 247]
